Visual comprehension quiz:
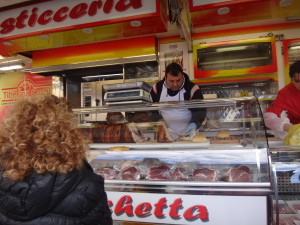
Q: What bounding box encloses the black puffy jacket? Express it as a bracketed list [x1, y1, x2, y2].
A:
[0, 162, 112, 225]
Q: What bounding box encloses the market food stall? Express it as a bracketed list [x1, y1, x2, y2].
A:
[73, 96, 274, 225]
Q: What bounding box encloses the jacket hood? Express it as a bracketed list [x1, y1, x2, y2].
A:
[0, 168, 80, 221]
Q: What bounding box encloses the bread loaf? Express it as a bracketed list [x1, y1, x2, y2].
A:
[216, 130, 230, 138]
[192, 134, 207, 143]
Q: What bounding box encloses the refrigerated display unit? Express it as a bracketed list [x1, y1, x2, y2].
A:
[73, 96, 274, 225]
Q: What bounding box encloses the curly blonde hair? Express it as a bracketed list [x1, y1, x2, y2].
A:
[0, 95, 89, 180]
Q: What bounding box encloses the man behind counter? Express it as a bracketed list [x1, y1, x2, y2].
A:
[264, 60, 300, 139]
[150, 62, 206, 139]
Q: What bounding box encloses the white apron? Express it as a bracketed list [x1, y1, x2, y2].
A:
[159, 84, 192, 136]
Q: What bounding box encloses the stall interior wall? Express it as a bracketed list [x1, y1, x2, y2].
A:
[159, 28, 300, 98]
[189, 28, 300, 89]
[0, 72, 53, 121]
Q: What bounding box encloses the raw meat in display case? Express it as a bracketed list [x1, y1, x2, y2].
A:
[191, 168, 217, 182]
[147, 165, 170, 181]
[221, 165, 252, 182]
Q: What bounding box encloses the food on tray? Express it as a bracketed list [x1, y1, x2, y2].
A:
[120, 160, 141, 180]
[156, 122, 173, 143]
[106, 112, 126, 124]
[121, 167, 140, 180]
[95, 167, 119, 180]
[274, 204, 296, 214]
[292, 204, 300, 211]
[210, 136, 240, 144]
[170, 168, 187, 181]
[79, 123, 144, 143]
[147, 165, 170, 181]
[109, 146, 130, 151]
[216, 130, 230, 138]
[191, 168, 217, 182]
[278, 216, 300, 225]
[225, 165, 251, 182]
[191, 134, 208, 143]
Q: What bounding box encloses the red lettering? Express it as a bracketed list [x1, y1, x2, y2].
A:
[88, 0, 103, 16]
[115, 0, 142, 12]
[169, 198, 182, 218]
[16, 10, 28, 29]
[0, 18, 15, 34]
[38, 10, 53, 25]
[183, 205, 208, 221]
[154, 197, 167, 217]
[53, 7, 69, 22]
[114, 195, 134, 216]
[134, 202, 152, 217]
[69, 3, 88, 19]
[28, 8, 38, 27]
[103, 0, 114, 14]
[0, 0, 144, 35]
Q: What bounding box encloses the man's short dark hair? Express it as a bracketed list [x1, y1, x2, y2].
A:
[165, 62, 183, 77]
[289, 60, 300, 79]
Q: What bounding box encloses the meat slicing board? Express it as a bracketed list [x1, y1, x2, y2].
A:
[209, 136, 240, 144]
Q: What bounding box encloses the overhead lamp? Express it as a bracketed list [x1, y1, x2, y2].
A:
[40, 34, 50, 40]
[290, 46, 300, 50]
[279, 0, 293, 7]
[0, 57, 24, 72]
[3, 41, 13, 46]
[216, 46, 249, 52]
[82, 28, 93, 34]
[286, 16, 300, 21]
[130, 20, 142, 27]
[82, 73, 123, 80]
[217, 7, 230, 15]
[0, 64, 23, 71]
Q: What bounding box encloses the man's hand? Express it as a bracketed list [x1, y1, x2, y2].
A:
[283, 123, 292, 132]
[185, 123, 197, 133]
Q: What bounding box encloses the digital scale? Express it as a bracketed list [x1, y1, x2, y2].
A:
[103, 81, 153, 105]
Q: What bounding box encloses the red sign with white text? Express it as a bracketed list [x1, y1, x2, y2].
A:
[107, 192, 268, 225]
[0, 0, 157, 40]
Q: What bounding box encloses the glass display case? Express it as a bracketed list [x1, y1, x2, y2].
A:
[73, 97, 273, 225]
[271, 147, 300, 225]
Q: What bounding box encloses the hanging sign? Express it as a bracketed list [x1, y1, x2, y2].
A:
[0, 0, 157, 39]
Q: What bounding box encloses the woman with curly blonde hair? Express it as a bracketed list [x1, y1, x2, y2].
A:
[0, 95, 112, 225]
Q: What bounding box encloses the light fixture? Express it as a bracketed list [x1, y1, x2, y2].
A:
[0, 57, 26, 72]
[279, 0, 293, 7]
[3, 41, 13, 46]
[40, 34, 50, 40]
[130, 20, 142, 27]
[82, 73, 123, 80]
[216, 46, 249, 52]
[290, 46, 300, 50]
[217, 7, 230, 15]
[286, 16, 300, 21]
[0, 64, 23, 71]
[82, 28, 93, 34]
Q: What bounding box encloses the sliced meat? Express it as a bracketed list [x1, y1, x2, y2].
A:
[157, 122, 173, 143]
[170, 168, 187, 181]
[192, 168, 217, 182]
[228, 166, 251, 182]
[121, 166, 141, 180]
[147, 165, 170, 181]
[95, 167, 119, 180]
